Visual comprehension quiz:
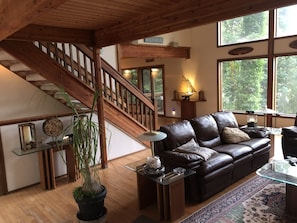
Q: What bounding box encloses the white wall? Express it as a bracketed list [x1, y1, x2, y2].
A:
[120, 23, 297, 127]
[0, 66, 70, 120]
[1, 113, 145, 192]
[101, 45, 118, 70]
[0, 50, 144, 192]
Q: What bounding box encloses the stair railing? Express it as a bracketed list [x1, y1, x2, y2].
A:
[33, 41, 156, 130]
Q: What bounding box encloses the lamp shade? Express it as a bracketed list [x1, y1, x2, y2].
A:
[138, 131, 167, 142]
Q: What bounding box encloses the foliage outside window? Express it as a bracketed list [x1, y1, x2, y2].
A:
[276, 5, 297, 37]
[218, 11, 268, 46]
[276, 55, 297, 115]
[220, 58, 268, 112]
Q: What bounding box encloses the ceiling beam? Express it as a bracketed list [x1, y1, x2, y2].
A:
[119, 44, 190, 59]
[0, 0, 67, 42]
[8, 25, 94, 46]
[94, 0, 297, 47]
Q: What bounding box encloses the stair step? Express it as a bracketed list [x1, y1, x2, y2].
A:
[40, 83, 60, 91]
[0, 50, 15, 61]
[10, 63, 31, 72]
[26, 74, 46, 81]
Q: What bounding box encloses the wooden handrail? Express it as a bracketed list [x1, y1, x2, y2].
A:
[34, 41, 157, 130]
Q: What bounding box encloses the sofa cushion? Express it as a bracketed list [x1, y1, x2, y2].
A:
[160, 120, 196, 150]
[196, 153, 233, 176]
[212, 111, 239, 134]
[222, 127, 250, 144]
[213, 144, 252, 160]
[239, 138, 270, 152]
[190, 115, 221, 148]
[173, 138, 217, 161]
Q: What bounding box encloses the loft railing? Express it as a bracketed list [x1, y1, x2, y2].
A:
[33, 41, 156, 130]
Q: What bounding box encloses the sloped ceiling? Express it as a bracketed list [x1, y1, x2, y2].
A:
[1, 0, 297, 47]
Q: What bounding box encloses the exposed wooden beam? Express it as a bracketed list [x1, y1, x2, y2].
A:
[94, 0, 297, 47]
[8, 25, 94, 46]
[0, 0, 67, 41]
[119, 44, 190, 59]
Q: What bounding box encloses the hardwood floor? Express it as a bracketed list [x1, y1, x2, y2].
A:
[0, 148, 256, 223]
[0, 117, 283, 223]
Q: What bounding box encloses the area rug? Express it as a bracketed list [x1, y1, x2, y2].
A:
[180, 175, 287, 223]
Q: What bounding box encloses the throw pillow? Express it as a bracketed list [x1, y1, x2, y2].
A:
[173, 138, 217, 161]
[222, 127, 251, 144]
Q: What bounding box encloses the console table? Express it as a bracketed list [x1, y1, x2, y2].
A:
[12, 143, 79, 190]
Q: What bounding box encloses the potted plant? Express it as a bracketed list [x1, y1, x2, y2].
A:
[63, 90, 107, 222]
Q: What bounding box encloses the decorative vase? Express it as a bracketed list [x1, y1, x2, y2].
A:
[146, 156, 161, 169]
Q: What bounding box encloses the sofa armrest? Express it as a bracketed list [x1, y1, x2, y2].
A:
[240, 127, 269, 138]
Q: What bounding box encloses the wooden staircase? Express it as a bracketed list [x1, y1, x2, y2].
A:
[0, 40, 156, 145]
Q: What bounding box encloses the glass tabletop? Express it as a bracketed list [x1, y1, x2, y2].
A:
[256, 160, 297, 186]
[137, 166, 195, 186]
[12, 141, 70, 156]
[125, 158, 147, 171]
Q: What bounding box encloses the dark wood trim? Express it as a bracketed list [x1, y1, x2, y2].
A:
[94, 48, 108, 169]
[267, 10, 275, 127]
[0, 132, 8, 195]
[0, 113, 74, 127]
[119, 44, 190, 59]
[9, 25, 94, 46]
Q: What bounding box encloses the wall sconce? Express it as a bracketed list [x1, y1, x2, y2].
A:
[19, 123, 36, 151]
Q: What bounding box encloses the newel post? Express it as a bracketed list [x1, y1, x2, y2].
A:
[93, 48, 108, 168]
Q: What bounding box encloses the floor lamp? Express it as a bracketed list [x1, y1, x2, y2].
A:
[138, 131, 167, 156]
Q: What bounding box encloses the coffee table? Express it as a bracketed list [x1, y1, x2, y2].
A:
[256, 160, 297, 219]
[136, 166, 195, 221]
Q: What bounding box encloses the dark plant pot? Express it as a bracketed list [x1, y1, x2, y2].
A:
[75, 186, 107, 221]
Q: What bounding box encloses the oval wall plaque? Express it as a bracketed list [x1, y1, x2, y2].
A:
[289, 40, 297, 49]
[228, 47, 253, 55]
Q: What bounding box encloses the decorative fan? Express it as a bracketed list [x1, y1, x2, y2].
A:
[42, 118, 64, 137]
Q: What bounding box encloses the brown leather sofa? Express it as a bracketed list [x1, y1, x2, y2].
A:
[282, 126, 297, 158]
[155, 111, 271, 202]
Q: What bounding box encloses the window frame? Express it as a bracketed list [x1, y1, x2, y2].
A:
[121, 65, 165, 116]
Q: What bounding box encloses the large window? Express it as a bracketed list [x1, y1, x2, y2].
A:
[220, 58, 268, 112]
[276, 55, 297, 114]
[218, 11, 269, 46]
[218, 4, 297, 115]
[276, 5, 297, 37]
[123, 66, 164, 115]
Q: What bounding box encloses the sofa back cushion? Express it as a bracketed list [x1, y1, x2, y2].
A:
[160, 120, 196, 151]
[212, 111, 239, 134]
[190, 115, 222, 148]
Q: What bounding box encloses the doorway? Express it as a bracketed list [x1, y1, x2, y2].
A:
[123, 65, 165, 115]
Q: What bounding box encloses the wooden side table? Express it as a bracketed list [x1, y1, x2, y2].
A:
[181, 100, 196, 120]
[38, 143, 79, 190]
[136, 169, 195, 221]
